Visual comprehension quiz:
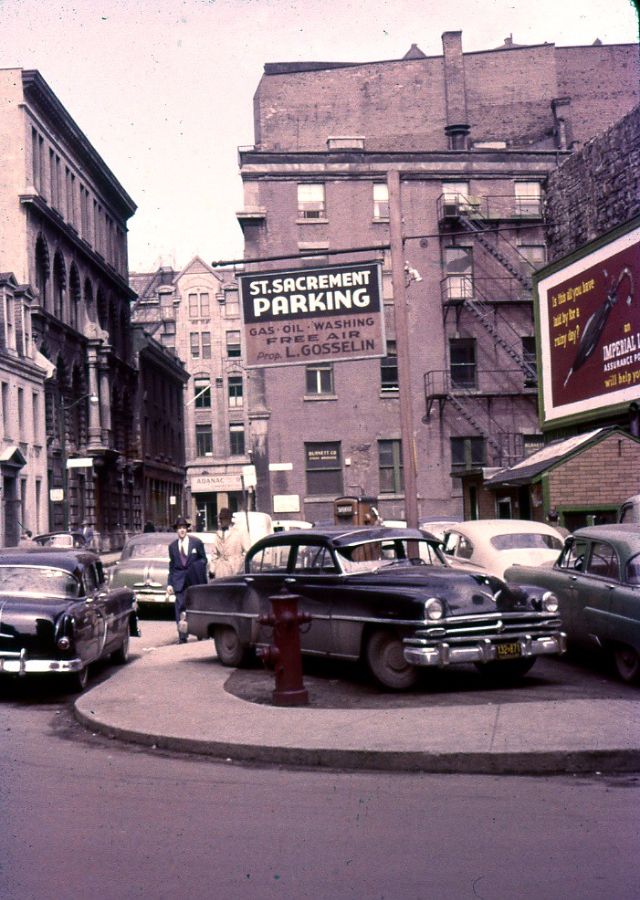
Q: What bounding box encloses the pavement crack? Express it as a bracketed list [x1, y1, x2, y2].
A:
[488, 706, 502, 751]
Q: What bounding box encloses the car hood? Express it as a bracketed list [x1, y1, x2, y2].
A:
[350, 565, 504, 612]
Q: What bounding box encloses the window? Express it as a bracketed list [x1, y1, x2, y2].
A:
[586, 542, 619, 580]
[190, 332, 200, 358]
[229, 424, 245, 456]
[451, 436, 486, 469]
[201, 332, 211, 359]
[32, 392, 41, 444]
[194, 378, 211, 409]
[188, 292, 210, 318]
[4, 290, 15, 350]
[298, 184, 325, 219]
[373, 183, 389, 220]
[226, 331, 241, 357]
[518, 244, 546, 274]
[380, 340, 398, 392]
[305, 442, 342, 496]
[522, 336, 537, 384]
[306, 364, 334, 396]
[228, 376, 243, 408]
[224, 292, 240, 318]
[195, 424, 213, 457]
[444, 247, 473, 299]
[379, 439, 403, 493]
[450, 338, 477, 388]
[441, 181, 470, 215]
[515, 182, 542, 217]
[17, 387, 24, 438]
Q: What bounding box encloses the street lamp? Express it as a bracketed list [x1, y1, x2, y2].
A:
[59, 392, 99, 531]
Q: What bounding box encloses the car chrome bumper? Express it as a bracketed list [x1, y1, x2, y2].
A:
[403, 632, 567, 667]
[0, 649, 84, 676]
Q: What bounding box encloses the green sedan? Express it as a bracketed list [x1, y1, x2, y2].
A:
[505, 524, 640, 684]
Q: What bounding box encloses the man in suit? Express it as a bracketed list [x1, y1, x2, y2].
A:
[166, 515, 208, 643]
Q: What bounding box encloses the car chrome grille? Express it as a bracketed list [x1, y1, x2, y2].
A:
[407, 611, 561, 645]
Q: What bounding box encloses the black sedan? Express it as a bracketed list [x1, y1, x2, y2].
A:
[0, 547, 139, 691]
[185, 526, 565, 690]
[506, 524, 640, 683]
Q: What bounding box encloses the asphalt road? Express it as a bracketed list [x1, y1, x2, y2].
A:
[2, 619, 640, 899]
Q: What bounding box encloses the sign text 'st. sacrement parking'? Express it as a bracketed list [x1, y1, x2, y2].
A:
[239, 261, 385, 368]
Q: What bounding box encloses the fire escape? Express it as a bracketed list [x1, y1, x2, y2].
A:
[425, 191, 543, 470]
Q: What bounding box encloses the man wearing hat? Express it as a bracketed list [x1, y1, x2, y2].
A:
[167, 515, 208, 643]
[210, 508, 249, 578]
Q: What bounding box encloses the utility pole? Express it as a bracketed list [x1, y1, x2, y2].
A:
[387, 169, 419, 528]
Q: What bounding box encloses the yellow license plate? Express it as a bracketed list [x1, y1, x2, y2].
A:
[496, 641, 521, 660]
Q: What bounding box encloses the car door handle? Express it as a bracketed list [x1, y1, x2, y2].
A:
[284, 577, 296, 584]
[569, 575, 578, 581]
[245, 576, 254, 584]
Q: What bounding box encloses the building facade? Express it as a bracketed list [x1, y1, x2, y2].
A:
[236, 33, 639, 524]
[0, 273, 50, 544]
[0, 69, 138, 549]
[131, 258, 252, 529]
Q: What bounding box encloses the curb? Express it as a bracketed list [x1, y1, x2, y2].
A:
[73, 704, 640, 775]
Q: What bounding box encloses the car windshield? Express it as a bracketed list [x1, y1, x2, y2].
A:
[337, 538, 446, 573]
[490, 533, 563, 551]
[125, 542, 172, 560]
[0, 565, 79, 598]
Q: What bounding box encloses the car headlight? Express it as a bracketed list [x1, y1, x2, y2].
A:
[425, 597, 444, 620]
[542, 591, 559, 613]
[57, 636, 71, 650]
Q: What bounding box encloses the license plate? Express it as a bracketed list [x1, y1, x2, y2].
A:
[495, 641, 521, 660]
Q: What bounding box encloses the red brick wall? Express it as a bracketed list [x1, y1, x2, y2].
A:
[548, 433, 640, 507]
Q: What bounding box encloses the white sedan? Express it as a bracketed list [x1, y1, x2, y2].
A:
[442, 519, 565, 580]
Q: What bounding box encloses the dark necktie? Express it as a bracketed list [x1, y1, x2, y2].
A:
[180, 541, 187, 565]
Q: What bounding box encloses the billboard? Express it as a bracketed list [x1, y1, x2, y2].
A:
[239, 261, 385, 368]
[536, 222, 640, 426]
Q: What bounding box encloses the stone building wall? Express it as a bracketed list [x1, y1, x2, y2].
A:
[545, 104, 640, 262]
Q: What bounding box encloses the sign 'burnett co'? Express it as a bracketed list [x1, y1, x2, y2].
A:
[239, 261, 385, 368]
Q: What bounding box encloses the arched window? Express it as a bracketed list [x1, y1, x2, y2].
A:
[97, 287, 108, 330]
[69, 264, 81, 331]
[35, 234, 50, 312]
[52, 251, 66, 320]
[84, 278, 95, 322]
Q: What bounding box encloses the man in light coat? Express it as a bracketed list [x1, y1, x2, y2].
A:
[210, 508, 249, 579]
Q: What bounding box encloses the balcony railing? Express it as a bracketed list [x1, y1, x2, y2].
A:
[440, 276, 531, 304]
[424, 368, 535, 407]
[437, 193, 543, 223]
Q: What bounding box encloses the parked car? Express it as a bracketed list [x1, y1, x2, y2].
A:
[185, 526, 565, 690]
[110, 531, 217, 605]
[0, 547, 139, 691]
[32, 530, 88, 549]
[505, 524, 640, 684]
[419, 516, 462, 543]
[442, 519, 564, 579]
[272, 519, 314, 532]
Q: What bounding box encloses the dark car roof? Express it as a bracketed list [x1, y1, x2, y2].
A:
[0, 547, 98, 573]
[256, 525, 431, 548]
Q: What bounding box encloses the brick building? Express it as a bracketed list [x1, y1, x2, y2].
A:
[0, 69, 138, 549]
[131, 258, 252, 528]
[236, 33, 639, 524]
[485, 104, 640, 528]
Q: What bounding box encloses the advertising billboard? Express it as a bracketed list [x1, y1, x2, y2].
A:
[536, 222, 640, 427]
[239, 261, 385, 368]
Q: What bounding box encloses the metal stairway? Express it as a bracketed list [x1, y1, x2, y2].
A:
[458, 212, 532, 291]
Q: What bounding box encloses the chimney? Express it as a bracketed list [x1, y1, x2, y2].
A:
[442, 31, 470, 149]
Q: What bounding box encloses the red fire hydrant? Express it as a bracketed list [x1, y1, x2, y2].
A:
[256, 587, 312, 706]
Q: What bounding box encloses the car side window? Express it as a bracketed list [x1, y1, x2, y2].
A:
[626, 552, 640, 585]
[247, 544, 290, 573]
[83, 565, 98, 595]
[456, 536, 474, 560]
[442, 532, 459, 556]
[293, 544, 338, 574]
[585, 541, 619, 580]
[559, 538, 589, 571]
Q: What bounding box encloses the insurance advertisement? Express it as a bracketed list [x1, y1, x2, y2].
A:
[239, 261, 385, 368]
[537, 222, 639, 426]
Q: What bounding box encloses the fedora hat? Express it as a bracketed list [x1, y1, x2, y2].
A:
[173, 515, 191, 529]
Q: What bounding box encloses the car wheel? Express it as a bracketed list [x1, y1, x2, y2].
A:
[214, 626, 250, 667]
[365, 629, 418, 691]
[613, 644, 640, 683]
[476, 657, 536, 681]
[111, 630, 130, 665]
[65, 665, 89, 693]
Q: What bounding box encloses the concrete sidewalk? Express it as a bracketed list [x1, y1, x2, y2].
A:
[74, 638, 640, 774]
